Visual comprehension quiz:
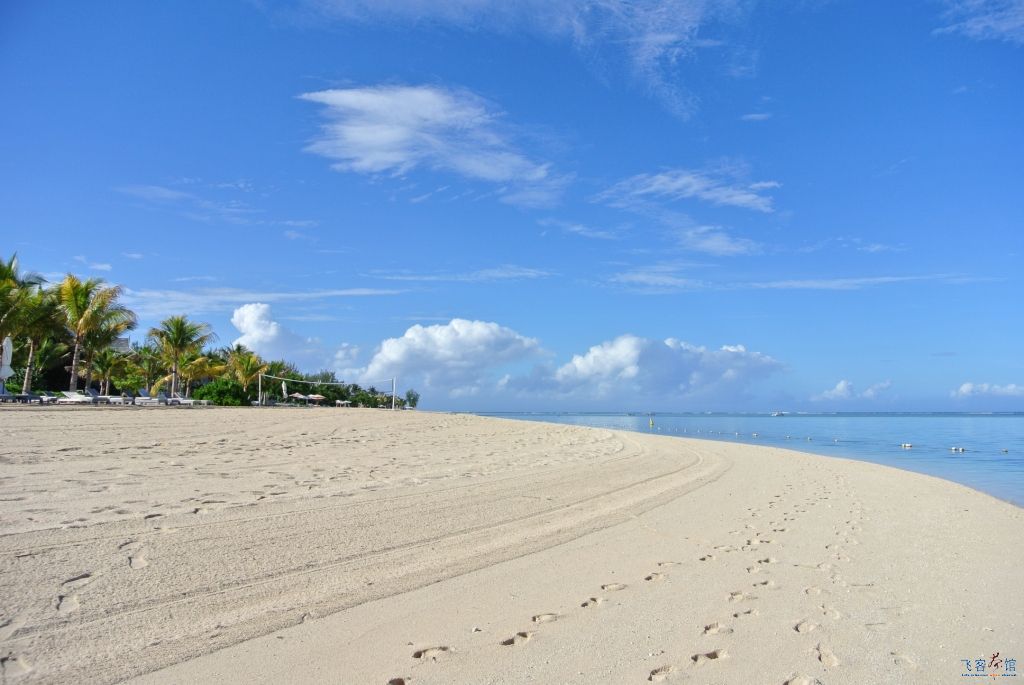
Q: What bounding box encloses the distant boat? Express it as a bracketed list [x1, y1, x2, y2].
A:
[771, 411, 786, 417]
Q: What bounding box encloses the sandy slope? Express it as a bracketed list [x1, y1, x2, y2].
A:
[0, 407, 1020, 684]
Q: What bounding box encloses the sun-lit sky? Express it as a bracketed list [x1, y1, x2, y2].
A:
[2, 1, 1022, 410]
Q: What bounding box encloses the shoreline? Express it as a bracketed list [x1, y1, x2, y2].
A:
[1, 408, 1021, 683]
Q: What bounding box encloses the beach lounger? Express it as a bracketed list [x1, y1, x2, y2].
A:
[85, 389, 113, 405]
[56, 391, 95, 404]
[170, 392, 201, 407]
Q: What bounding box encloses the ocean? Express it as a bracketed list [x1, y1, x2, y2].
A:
[477, 412, 1024, 507]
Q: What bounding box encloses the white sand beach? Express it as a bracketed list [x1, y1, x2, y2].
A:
[0, 407, 1021, 684]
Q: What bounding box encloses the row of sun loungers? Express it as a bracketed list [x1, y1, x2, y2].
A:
[0, 389, 209, 406]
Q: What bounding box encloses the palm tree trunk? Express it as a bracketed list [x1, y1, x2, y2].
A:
[21, 338, 35, 394]
[68, 340, 81, 391]
[172, 361, 178, 397]
[84, 352, 94, 391]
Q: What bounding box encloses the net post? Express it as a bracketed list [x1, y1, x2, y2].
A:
[392, 377, 397, 411]
[258, 373, 262, 407]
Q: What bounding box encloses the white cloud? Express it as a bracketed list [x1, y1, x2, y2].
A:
[299, 85, 564, 207]
[122, 252, 145, 260]
[860, 380, 892, 399]
[597, 167, 778, 213]
[814, 379, 854, 401]
[746, 275, 940, 290]
[342, 318, 541, 397]
[952, 382, 1024, 398]
[539, 218, 620, 240]
[231, 303, 328, 369]
[299, 0, 749, 118]
[815, 379, 893, 401]
[122, 286, 400, 319]
[680, 226, 759, 255]
[609, 264, 706, 292]
[525, 335, 782, 403]
[740, 112, 772, 121]
[368, 265, 551, 283]
[937, 0, 1024, 43]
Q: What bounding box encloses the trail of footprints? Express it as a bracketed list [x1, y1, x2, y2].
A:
[393, 486, 904, 684]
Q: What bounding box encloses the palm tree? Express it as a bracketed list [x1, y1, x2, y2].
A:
[228, 348, 267, 398]
[90, 348, 127, 396]
[28, 337, 69, 390]
[148, 315, 216, 397]
[155, 351, 225, 397]
[132, 343, 164, 394]
[56, 275, 136, 391]
[0, 252, 44, 340]
[15, 287, 61, 393]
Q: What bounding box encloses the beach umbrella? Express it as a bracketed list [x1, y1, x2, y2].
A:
[0, 336, 13, 383]
[281, 381, 287, 398]
[307, 393, 325, 403]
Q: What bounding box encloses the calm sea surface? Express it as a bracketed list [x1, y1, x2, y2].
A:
[476, 413, 1024, 507]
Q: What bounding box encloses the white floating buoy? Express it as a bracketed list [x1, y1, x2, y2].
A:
[752, 433, 759, 438]
[950, 446, 965, 453]
[900, 443, 912, 449]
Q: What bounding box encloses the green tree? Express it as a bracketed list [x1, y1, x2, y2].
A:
[404, 389, 420, 408]
[17, 287, 61, 393]
[56, 274, 136, 391]
[148, 315, 216, 397]
[228, 347, 268, 399]
[90, 348, 127, 396]
[0, 252, 44, 340]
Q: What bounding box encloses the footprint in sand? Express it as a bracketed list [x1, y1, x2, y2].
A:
[500, 631, 534, 646]
[601, 583, 627, 592]
[412, 646, 451, 661]
[657, 561, 681, 567]
[62, 572, 95, 591]
[819, 605, 841, 619]
[753, 580, 777, 589]
[56, 594, 79, 613]
[728, 591, 757, 603]
[532, 613, 558, 624]
[0, 653, 33, 680]
[644, 572, 666, 582]
[581, 597, 605, 608]
[758, 557, 779, 565]
[815, 643, 840, 668]
[784, 674, 823, 684]
[704, 622, 734, 635]
[733, 608, 759, 619]
[699, 554, 716, 562]
[794, 620, 818, 633]
[648, 665, 677, 682]
[0, 615, 27, 642]
[691, 649, 728, 665]
[387, 679, 407, 685]
[804, 586, 821, 595]
[891, 652, 917, 669]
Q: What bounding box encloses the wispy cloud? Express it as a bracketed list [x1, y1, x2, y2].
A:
[679, 226, 759, 255]
[122, 286, 402, 319]
[539, 218, 620, 240]
[117, 184, 262, 225]
[936, 0, 1024, 43]
[73, 255, 112, 272]
[121, 252, 145, 260]
[597, 166, 779, 213]
[299, 85, 566, 208]
[746, 275, 939, 290]
[609, 264, 706, 292]
[297, 1, 751, 118]
[740, 112, 772, 121]
[368, 265, 551, 283]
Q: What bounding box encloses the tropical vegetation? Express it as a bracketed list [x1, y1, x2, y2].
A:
[0, 253, 419, 407]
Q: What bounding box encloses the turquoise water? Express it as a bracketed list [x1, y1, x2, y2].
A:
[477, 413, 1024, 507]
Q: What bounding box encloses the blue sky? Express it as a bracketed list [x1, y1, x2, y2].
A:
[2, 0, 1022, 410]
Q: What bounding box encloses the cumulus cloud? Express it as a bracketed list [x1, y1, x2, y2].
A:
[231, 303, 330, 369]
[518, 335, 782, 404]
[814, 379, 854, 401]
[860, 380, 893, 399]
[937, 0, 1024, 43]
[952, 382, 1024, 398]
[341, 319, 542, 397]
[299, 85, 565, 207]
[815, 379, 893, 401]
[597, 167, 778, 213]
[298, 0, 750, 118]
